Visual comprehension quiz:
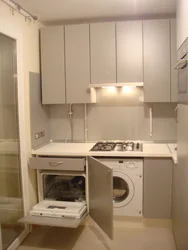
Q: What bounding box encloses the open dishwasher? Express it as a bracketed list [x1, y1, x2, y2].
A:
[31, 171, 87, 219]
[18, 156, 114, 239]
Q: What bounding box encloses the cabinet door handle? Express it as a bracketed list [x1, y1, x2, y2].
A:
[174, 105, 178, 123]
[49, 161, 63, 167]
[107, 170, 111, 185]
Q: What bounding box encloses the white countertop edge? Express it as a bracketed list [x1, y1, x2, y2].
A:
[31, 151, 172, 158]
[31, 142, 176, 159]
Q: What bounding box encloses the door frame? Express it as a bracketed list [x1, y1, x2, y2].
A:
[0, 20, 30, 250]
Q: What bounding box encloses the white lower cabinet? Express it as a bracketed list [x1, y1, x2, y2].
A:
[18, 156, 113, 239]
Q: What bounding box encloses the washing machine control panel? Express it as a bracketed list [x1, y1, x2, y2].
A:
[98, 158, 143, 174]
[118, 160, 141, 170]
[127, 162, 135, 169]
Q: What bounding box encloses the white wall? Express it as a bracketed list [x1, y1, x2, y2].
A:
[0, 1, 42, 206]
[49, 89, 177, 142]
[177, 0, 188, 48]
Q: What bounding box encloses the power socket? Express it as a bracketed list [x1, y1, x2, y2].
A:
[35, 133, 39, 139]
[35, 131, 45, 140]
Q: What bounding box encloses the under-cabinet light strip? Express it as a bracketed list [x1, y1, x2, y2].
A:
[89, 82, 144, 88]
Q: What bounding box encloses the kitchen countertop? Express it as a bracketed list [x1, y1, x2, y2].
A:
[32, 142, 177, 162]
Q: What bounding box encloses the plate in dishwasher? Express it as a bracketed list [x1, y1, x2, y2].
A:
[29, 200, 87, 219]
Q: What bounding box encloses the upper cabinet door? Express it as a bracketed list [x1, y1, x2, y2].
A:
[65, 24, 93, 103]
[143, 19, 171, 102]
[170, 19, 178, 102]
[116, 21, 143, 83]
[88, 157, 113, 239]
[40, 26, 66, 104]
[90, 22, 116, 84]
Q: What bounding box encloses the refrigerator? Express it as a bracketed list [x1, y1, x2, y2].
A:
[173, 38, 188, 250]
[173, 104, 188, 250]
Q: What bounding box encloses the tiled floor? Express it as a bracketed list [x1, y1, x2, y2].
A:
[17, 218, 177, 250]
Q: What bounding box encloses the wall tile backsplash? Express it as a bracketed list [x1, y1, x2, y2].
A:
[49, 88, 177, 142]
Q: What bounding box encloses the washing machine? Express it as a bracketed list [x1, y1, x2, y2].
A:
[98, 158, 143, 217]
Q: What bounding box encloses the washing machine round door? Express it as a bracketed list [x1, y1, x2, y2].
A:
[113, 171, 135, 208]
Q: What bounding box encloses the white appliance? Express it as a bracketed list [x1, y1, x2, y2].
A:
[175, 38, 188, 104]
[19, 157, 114, 240]
[172, 38, 188, 249]
[98, 158, 143, 217]
[35, 171, 87, 219]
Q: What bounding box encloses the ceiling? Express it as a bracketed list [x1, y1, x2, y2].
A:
[15, 0, 176, 24]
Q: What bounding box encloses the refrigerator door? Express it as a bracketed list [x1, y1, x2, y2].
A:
[173, 104, 188, 250]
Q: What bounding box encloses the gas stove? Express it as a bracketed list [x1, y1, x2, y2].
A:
[90, 141, 142, 152]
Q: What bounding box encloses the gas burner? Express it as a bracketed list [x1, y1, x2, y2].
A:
[90, 141, 142, 152]
[114, 141, 134, 151]
[125, 142, 134, 151]
[90, 141, 116, 151]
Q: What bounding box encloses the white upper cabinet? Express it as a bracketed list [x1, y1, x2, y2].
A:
[143, 19, 171, 102]
[41, 26, 66, 104]
[90, 22, 116, 84]
[65, 24, 95, 104]
[40, 19, 176, 104]
[116, 21, 143, 83]
[41, 25, 96, 104]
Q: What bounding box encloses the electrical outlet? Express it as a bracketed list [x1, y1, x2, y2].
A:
[35, 130, 45, 140]
[41, 131, 45, 137]
[35, 131, 45, 139]
[35, 133, 39, 139]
